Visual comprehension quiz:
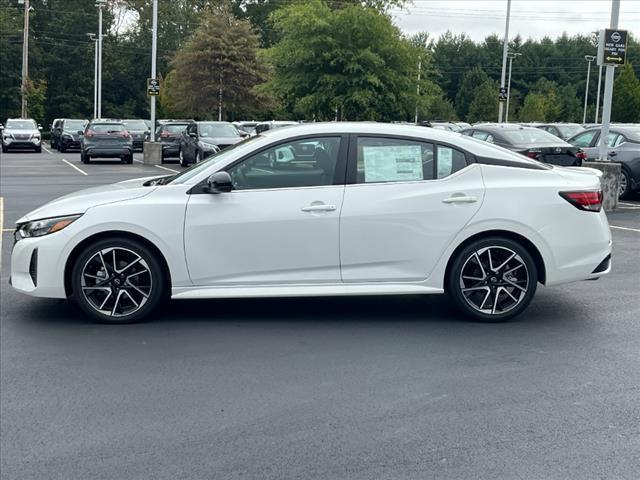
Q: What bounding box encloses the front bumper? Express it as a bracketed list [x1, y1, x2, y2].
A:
[3, 138, 41, 149]
[59, 137, 81, 149]
[10, 234, 68, 299]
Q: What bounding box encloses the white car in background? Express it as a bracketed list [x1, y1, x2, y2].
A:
[2, 118, 42, 153]
[10, 123, 611, 324]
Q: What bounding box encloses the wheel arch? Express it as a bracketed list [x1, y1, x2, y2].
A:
[444, 229, 547, 289]
[64, 230, 172, 297]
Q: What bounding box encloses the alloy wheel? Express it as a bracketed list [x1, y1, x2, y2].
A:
[618, 172, 628, 198]
[459, 246, 529, 315]
[80, 247, 152, 318]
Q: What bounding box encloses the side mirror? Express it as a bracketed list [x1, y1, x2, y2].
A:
[38, 125, 43, 131]
[206, 171, 233, 194]
[189, 132, 197, 138]
[77, 130, 84, 135]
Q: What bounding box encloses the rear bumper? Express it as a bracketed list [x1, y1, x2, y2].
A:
[161, 144, 180, 158]
[84, 146, 132, 158]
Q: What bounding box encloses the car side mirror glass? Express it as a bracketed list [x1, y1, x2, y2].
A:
[207, 172, 233, 194]
[77, 130, 84, 135]
[189, 132, 197, 138]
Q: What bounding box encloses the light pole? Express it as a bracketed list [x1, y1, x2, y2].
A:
[20, 0, 31, 119]
[583, 55, 596, 125]
[150, 0, 158, 141]
[87, 34, 98, 119]
[498, 0, 512, 123]
[595, 64, 603, 123]
[599, 0, 620, 162]
[414, 55, 422, 124]
[505, 51, 521, 123]
[96, 0, 107, 119]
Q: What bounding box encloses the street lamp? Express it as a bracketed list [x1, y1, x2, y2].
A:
[505, 51, 521, 123]
[20, 0, 33, 118]
[87, 34, 98, 119]
[498, 0, 512, 123]
[583, 55, 596, 125]
[95, 0, 107, 119]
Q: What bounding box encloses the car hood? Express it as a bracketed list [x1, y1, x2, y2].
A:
[4, 128, 39, 136]
[17, 176, 159, 224]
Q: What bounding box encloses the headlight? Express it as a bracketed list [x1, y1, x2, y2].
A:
[16, 214, 82, 240]
[198, 141, 219, 151]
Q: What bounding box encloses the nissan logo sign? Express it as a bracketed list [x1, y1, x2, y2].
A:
[611, 31, 621, 43]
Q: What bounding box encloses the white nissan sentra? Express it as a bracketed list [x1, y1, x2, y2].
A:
[10, 123, 612, 323]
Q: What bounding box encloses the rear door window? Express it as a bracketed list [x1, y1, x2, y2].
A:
[570, 130, 598, 147]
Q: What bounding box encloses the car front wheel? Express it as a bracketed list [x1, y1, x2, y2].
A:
[619, 169, 632, 199]
[71, 238, 165, 324]
[447, 237, 538, 322]
[179, 147, 188, 167]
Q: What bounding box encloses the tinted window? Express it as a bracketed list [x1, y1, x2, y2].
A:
[557, 125, 584, 138]
[356, 137, 435, 183]
[228, 137, 341, 190]
[569, 130, 598, 147]
[90, 123, 124, 133]
[164, 124, 189, 134]
[199, 123, 239, 138]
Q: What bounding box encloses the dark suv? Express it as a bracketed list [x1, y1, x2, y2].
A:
[122, 119, 150, 151]
[80, 121, 134, 164]
[156, 121, 191, 162]
[178, 121, 243, 166]
[52, 119, 88, 152]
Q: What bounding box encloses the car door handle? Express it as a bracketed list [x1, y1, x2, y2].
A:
[442, 195, 478, 204]
[301, 204, 337, 212]
[608, 151, 617, 157]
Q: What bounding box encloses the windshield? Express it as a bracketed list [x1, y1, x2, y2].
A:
[6, 119, 37, 130]
[123, 120, 148, 130]
[501, 129, 564, 145]
[91, 123, 124, 133]
[163, 124, 189, 134]
[166, 136, 263, 185]
[463, 135, 551, 168]
[64, 120, 87, 131]
[199, 123, 239, 138]
[557, 125, 584, 137]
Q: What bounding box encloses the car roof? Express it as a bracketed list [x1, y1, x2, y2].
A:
[196, 121, 232, 124]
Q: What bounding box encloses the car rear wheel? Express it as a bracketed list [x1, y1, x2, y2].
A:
[179, 148, 188, 167]
[619, 169, 632, 199]
[81, 152, 90, 164]
[447, 237, 538, 322]
[71, 238, 165, 324]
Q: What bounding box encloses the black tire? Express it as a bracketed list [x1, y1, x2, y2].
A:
[81, 151, 90, 164]
[71, 237, 166, 324]
[195, 150, 201, 163]
[2, 145, 8, 153]
[51, 139, 57, 149]
[619, 168, 632, 199]
[35, 146, 42, 153]
[126, 154, 133, 164]
[447, 237, 538, 322]
[58, 143, 66, 153]
[179, 147, 188, 167]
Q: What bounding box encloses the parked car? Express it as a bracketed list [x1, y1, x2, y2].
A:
[122, 119, 150, 151]
[460, 124, 586, 166]
[535, 123, 585, 141]
[156, 121, 191, 162]
[179, 121, 243, 167]
[420, 121, 462, 132]
[567, 126, 640, 198]
[49, 118, 62, 149]
[233, 121, 259, 135]
[2, 118, 42, 153]
[53, 119, 88, 152]
[10, 123, 611, 324]
[254, 121, 298, 134]
[79, 120, 133, 164]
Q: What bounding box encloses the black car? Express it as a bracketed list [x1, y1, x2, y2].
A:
[461, 124, 586, 166]
[80, 120, 133, 164]
[535, 123, 585, 141]
[178, 121, 243, 167]
[122, 119, 150, 151]
[156, 121, 191, 162]
[52, 118, 88, 152]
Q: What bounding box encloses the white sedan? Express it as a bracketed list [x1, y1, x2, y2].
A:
[10, 123, 612, 323]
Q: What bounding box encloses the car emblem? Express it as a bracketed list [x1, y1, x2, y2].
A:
[554, 147, 562, 153]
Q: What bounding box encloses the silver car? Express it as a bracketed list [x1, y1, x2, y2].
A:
[1, 118, 42, 153]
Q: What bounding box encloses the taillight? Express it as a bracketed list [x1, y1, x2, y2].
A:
[559, 190, 603, 212]
[160, 131, 170, 138]
[122, 130, 131, 138]
[576, 151, 587, 160]
[85, 130, 95, 137]
[526, 149, 541, 159]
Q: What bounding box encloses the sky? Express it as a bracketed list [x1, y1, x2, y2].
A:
[391, 0, 640, 42]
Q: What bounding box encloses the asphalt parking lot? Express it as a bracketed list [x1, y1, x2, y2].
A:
[1, 146, 639, 480]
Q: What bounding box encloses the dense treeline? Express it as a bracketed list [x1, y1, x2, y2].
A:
[1, 0, 639, 125]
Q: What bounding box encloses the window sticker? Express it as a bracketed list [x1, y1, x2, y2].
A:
[437, 146, 453, 178]
[363, 145, 423, 182]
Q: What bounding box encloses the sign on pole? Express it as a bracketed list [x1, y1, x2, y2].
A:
[147, 78, 160, 96]
[498, 87, 507, 102]
[597, 29, 628, 66]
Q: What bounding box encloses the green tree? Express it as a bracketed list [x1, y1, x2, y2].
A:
[455, 67, 490, 120]
[264, 0, 428, 121]
[519, 92, 549, 121]
[612, 63, 640, 123]
[0, 1, 22, 119]
[467, 79, 498, 123]
[167, 4, 270, 120]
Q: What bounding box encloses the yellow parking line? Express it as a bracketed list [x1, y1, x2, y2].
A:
[62, 158, 88, 176]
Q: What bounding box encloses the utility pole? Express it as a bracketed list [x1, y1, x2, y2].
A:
[598, 0, 619, 162]
[20, 0, 30, 119]
[88, 34, 98, 119]
[218, 74, 223, 122]
[150, 0, 158, 141]
[96, 0, 106, 119]
[583, 55, 595, 124]
[595, 65, 603, 123]
[414, 55, 421, 124]
[505, 51, 521, 123]
[498, 0, 511, 123]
